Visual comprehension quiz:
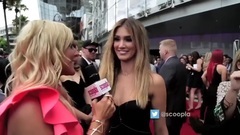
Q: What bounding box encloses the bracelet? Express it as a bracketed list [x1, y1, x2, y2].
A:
[87, 120, 104, 135]
[92, 119, 103, 124]
[88, 128, 102, 134]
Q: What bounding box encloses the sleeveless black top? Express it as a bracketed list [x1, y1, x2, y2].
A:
[108, 100, 152, 135]
[209, 65, 222, 88]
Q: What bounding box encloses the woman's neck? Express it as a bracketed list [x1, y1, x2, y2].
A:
[120, 61, 135, 76]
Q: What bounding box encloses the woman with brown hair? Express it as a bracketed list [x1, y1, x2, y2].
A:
[99, 18, 168, 135]
[186, 51, 203, 111]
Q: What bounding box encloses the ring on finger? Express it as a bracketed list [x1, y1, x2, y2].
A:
[105, 95, 114, 103]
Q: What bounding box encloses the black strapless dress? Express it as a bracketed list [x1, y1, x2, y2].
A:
[108, 100, 152, 135]
[62, 79, 85, 109]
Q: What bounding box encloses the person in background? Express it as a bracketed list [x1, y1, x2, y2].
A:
[181, 55, 188, 61]
[99, 18, 168, 135]
[79, 40, 100, 90]
[186, 54, 193, 96]
[200, 52, 212, 122]
[60, 37, 92, 134]
[186, 51, 203, 111]
[179, 56, 187, 65]
[0, 20, 115, 135]
[226, 56, 233, 79]
[202, 49, 226, 127]
[0, 49, 11, 94]
[150, 55, 157, 73]
[214, 50, 240, 135]
[0, 90, 5, 103]
[190, 49, 227, 135]
[158, 39, 187, 135]
[202, 52, 212, 72]
[223, 54, 229, 66]
[80, 40, 99, 71]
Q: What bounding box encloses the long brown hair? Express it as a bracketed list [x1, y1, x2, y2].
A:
[99, 18, 151, 108]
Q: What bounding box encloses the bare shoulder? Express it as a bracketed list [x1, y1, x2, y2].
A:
[218, 64, 227, 69]
[60, 75, 71, 82]
[8, 96, 52, 135]
[217, 64, 227, 73]
[151, 73, 165, 84]
[150, 73, 166, 93]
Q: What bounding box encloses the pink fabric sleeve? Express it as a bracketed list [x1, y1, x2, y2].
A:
[0, 86, 83, 135]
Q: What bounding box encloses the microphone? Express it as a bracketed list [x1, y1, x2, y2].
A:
[83, 64, 111, 101]
[83, 64, 100, 87]
[85, 78, 111, 100]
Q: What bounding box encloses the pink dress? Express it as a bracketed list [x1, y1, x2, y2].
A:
[0, 86, 83, 135]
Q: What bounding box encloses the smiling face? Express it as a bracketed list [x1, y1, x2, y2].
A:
[113, 26, 136, 62]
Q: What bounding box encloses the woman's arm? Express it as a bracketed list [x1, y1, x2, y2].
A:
[74, 108, 92, 123]
[86, 96, 115, 135]
[151, 74, 168, 135]
[223, 88, 238, 120]
[84, 88, 92, 105]
[219, 65, 227, 82]
[8, 97, 53, 135]
[201, 71, 208, 87]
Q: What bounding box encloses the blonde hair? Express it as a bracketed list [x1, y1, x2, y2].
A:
[99, 18, 151, 109]
[160, 39, 177, 54]
[5, 20, 75, 115]
[232, 50, 240, 72]
[203, 52, 212, 72]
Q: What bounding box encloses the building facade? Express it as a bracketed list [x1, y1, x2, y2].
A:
[91, 0, 240, 57]
[38, 0, 85, 38]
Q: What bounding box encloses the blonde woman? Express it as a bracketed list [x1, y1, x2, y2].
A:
[99, 18, 168, 135]
[200, 52, 212, 121]
[202, 52, 212, 72]
[0, 20, 115, 135]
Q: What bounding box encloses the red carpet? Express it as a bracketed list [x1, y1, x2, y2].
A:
[150, 101, 200, 135]
[180, 105, 199, 135]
